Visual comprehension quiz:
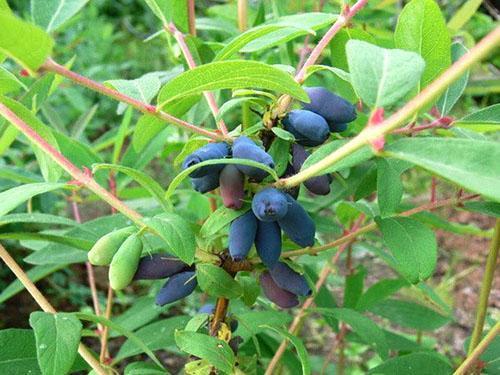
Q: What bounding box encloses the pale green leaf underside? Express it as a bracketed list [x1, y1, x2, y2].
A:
[31, 0, 89, 32]
[346, 40, 425, 108]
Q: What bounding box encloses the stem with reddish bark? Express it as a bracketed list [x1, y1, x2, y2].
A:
[270, 0, 370, 120]
[166, 23, 229, 136]
[187, 0, 196, 36]
[41, 59, 224, 141]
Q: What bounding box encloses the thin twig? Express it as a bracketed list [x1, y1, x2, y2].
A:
[454, 322, 500, 375]
[0, 243, 107, 375]
[100, 287, 114, 363]
[187, 0, 196, 36]
[41, 59, 224, 141]
[271, 0, 370, 120]
[237, 0, 248, 32]
[166, 23, 229, 136]
[0, 102, 144, 226]
[468, 219, 500, 354]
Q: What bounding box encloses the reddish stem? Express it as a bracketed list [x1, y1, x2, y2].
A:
[41, 59, 224, 141]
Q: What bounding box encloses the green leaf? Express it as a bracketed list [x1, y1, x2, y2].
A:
[157, 60, 308, 108]
[262, 325, 311, 375]
[145, 213, 196, 264]
[369, 299, 451, 330]
[111, 297, 164, 338]
[386, 137, 500, 202]
[165, 158, 278, 201]
[143, 0, 188, 32]
[0, 213, 76, 226]
[394, 0, 451, 90]
[356, 279, 408, 311]
[437, 42, 469, 116]
[368, 352, 452, 374]
[0, 265, 64, 303]
[115, 316, 189, 361]
[0, 329, 40, 374]
[31, 0, 89, 32]
[376, 158, 404, 217]
[29, 312, 82, 375]
[240, 13, 337, 53]
[344, 266, 366, 309]
[124, 362, 168, 375]
[76, 312, 165, 369]
[304, 65, 351, 83]
[196, 263, 242, 299]
[234, 311, 292, 342]
[0, 11, 53, 73]
[92, 163, 169, 211]
[346, 40, 425, 108]
[214, 25, 284, 61]
[302, 140, 373, 174]
[175, 330, 235, 374]
[0, 96, 63, 182]
[453, 104, 500, 133]
[106, 72, 161, 114]
[0, 182, 65, 217]
[0, 66, 26, 94]
[376, 216, 437, 283]
[268, 137, 291, 177]
[199, 205, 249, 239]
[314, 308, 388, 359]
[464, 201, 500, 218]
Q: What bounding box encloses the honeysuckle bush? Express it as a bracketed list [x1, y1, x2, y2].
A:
[0, 0, 499, 374]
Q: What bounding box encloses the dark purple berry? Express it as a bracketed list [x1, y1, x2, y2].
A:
[277, 194, 315, 247]
[183, 142, 231, 178]
[280, 164, 300, 199]
[260, 271, 299, 308]
[255, 221, 282, 269]
[229, 319, 238, 332]
[219, 165, 245, 209]
[228, 210, 258, 261]
[133, 254, 188, 280]
[190, 173, 220, 193]
[232, 136, 274, 182]
[229, 336, 243, 354]
[269, 262, 312, 296]
[292, 144, 331, 195]
[155, 271, 197, 306]
[251, 188, 288, 222]
[302, 87, 357, 125]
[282, 110, 330, 147]
[328, 122, 348, 133]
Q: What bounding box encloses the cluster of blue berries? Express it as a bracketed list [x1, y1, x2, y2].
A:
[147, 86, 356, 309]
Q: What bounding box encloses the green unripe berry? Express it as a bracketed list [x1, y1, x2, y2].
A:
[109, 233, 143, 290]
[87, 227, 136, 266]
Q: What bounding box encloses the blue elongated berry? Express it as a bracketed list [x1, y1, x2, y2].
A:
[219, 165, 245, 209]
[251, 188, 288, 222]
[260, 271, 299, 308]
[134, 254, 188, 280]
[302, 87, 357, 125]
[182, 142, 231, 178]
[155, 271, 197, 306]
[190, 173, 220, 193]
[228, 210, 258, 261]
[277, 194, 315, 247]
[292, 144, 331, 195]
[282, 110, 330, 147]
[269, 262, 312, 296]
[199, 303, 215, 314]
[255, 221, 282, 269]
[328, 122, 348, 133]
[232, 136, 274, 182]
